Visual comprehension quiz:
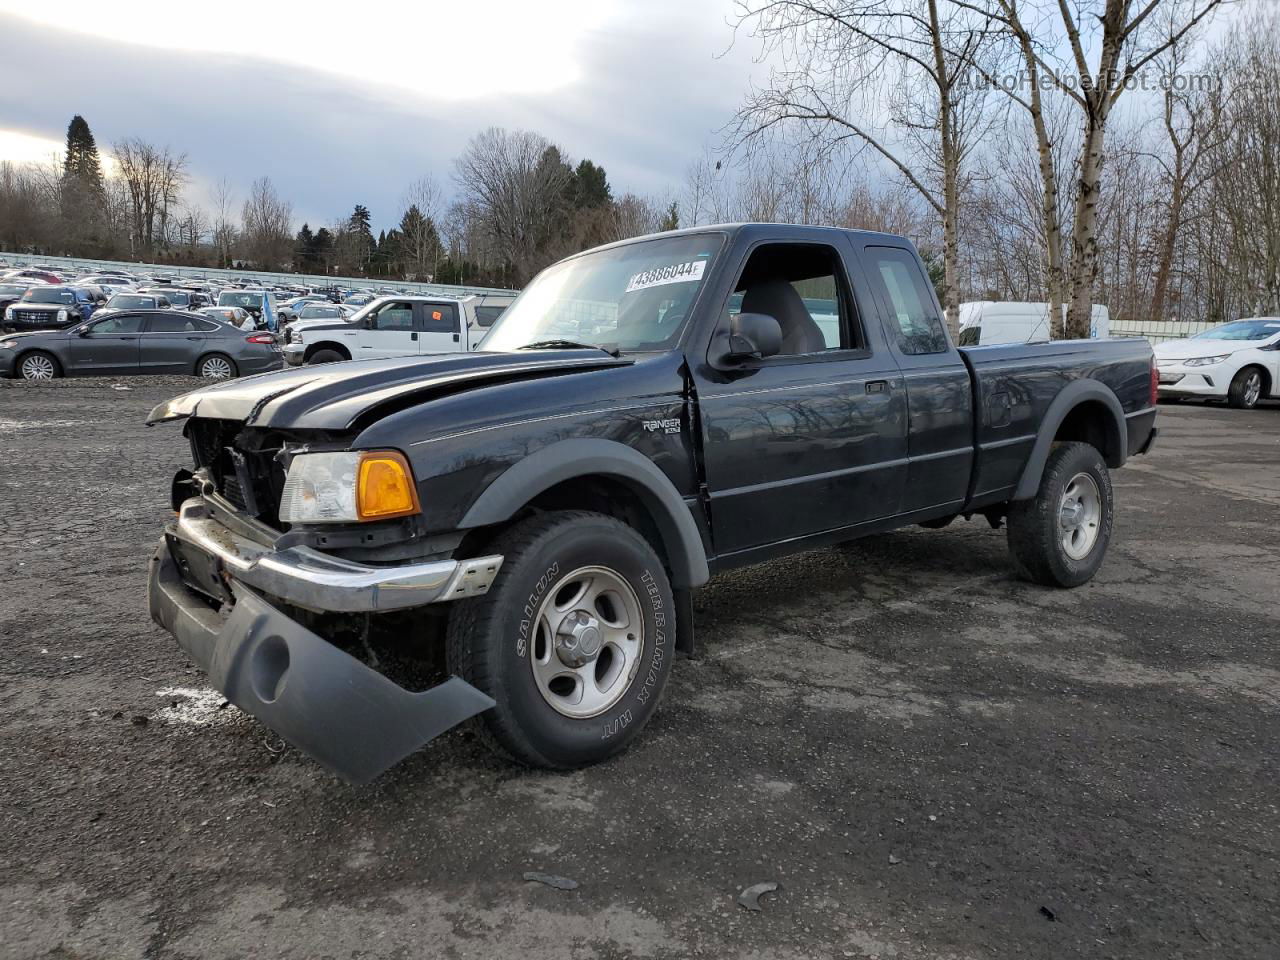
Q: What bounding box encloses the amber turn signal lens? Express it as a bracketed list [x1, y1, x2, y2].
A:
[356, 451, 421, 520]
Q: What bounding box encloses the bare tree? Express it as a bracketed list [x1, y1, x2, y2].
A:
[239, 176, 294, 270]
[957, 0, 1225, 335]
[112, 138, 187, 257]
[400, 175, 445, 280]
[453, 127, 575, 284]
[731, 0, 996, 334]
[212, 177, 237, 268]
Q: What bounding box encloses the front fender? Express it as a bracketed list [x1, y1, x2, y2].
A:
[459, 437, 710, 588]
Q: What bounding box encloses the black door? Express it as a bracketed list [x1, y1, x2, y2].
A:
[695, 238, 909, 558]
[860, 244, 975, 513]
[139, 313, 209, 374]
[66, 313, 143, 375]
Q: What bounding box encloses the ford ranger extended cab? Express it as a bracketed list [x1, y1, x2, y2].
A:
[145, 224, 1158, 783]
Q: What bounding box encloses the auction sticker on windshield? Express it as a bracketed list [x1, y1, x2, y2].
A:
[626, 260, 706, 293]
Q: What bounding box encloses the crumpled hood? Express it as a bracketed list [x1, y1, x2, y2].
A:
[146, 350, 634, 431]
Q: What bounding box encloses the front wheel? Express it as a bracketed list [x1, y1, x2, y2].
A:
[306, 349, 347, 365]
[447, 511, 676, 768]
[1228, 366, 1265, 409]
[1006, 441, 1113, 588]
[18, 351, 60, 381]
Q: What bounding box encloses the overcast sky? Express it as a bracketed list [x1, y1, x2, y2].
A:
[0, 0, 763, 232]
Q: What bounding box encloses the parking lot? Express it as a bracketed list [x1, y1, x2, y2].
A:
[0, 378, 1276, 960]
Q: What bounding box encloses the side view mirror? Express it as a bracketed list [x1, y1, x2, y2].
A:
[78, 327, 92, 337]
[712, 312, 782, 367]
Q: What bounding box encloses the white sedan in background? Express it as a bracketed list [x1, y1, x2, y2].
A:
[1155, 318, 1280, 409]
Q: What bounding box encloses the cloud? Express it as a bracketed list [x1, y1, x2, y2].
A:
[0, 3, 762, 231]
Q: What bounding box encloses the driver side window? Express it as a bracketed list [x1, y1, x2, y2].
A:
[727, 243, 862, 356]
[372, 302, 414, 331]
[91, 314, 143, 334]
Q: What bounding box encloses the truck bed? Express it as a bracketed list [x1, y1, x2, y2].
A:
[960, 337, 1157, 510]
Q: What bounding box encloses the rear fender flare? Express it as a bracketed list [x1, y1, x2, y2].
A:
[1013, 379, 1126, 500]
[459, 438, 710, 588]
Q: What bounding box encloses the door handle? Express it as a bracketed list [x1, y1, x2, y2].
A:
[411, 332, 419, 341]
[865, 380, 890, 394]
[186, 336, 201, 341]
[452, 333, 460, 342]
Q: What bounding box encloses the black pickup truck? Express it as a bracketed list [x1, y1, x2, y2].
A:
[146, 224, 1158, 783]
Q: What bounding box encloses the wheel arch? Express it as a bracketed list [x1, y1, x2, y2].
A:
[1013, 380, 1127, 500]
[304, 341, 352, 362]
[193, 350, 236, 376]
[1236, 362, 1271, 394]
[458, 438, 710, 589]
[13, 347, 62, 378]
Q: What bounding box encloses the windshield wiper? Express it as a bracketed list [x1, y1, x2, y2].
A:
[518, 339, 620, 357]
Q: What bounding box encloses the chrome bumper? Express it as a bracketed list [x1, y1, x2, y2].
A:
[171, 498, 503, 612]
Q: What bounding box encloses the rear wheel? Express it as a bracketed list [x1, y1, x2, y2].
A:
[18, 351, 59, 381]
[446, 511, 675, 768]
[197, 353, 236, 380]
[1006, 441, 1113, 588]
[1228, 366, 1265, 409]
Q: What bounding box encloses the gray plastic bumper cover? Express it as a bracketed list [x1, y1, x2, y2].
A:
[148, 542, 495, 784]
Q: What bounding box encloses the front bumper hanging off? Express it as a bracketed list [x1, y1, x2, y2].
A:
[147, 499, 503, 784]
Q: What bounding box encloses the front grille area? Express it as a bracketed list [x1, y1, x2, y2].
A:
[13, 309, 58, 324]
[186, 418, 289, 527]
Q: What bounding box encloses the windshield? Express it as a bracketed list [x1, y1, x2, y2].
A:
[1192, 319, 1280, 341]
[481, 234, 723, 352]
[23, 287, 75, 304]
[219, 291, 264, 309]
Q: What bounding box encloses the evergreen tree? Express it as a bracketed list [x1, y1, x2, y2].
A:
[63, 115, 103, 189]
[311, 227, 334, 272]
[349, 204, 375, 273]
[659, 201, 679, 232]
[295, 223, 316, 270]
[573, 160, 611, 209]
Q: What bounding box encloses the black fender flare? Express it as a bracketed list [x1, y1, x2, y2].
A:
[459, 438, 710, 588]
[1013, 379, 1127, 500]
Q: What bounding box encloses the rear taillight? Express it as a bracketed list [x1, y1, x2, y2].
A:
[1150, 361, 1159, 406]
[246, 334, 275, 344]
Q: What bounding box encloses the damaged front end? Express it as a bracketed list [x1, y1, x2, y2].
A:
[146, 413, 503, 784]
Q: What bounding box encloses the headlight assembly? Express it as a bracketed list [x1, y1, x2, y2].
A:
[278, 450, 420, 524]
[1184, 354, 1231, 367]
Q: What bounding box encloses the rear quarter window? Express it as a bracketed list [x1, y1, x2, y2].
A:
[867, 247, 949, 356]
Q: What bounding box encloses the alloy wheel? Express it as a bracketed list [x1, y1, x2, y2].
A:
[200, 357, 233, 379]
[20, 355, 55, 380]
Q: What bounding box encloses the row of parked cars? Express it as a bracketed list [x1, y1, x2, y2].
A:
[0, 263, 518, 381]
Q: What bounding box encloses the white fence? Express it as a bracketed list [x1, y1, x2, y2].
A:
[1110, 319, 1222, 344]
[0, 250, 515, 299]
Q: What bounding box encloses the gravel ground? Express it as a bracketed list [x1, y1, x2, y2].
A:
[1, 378, 1277, 960]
